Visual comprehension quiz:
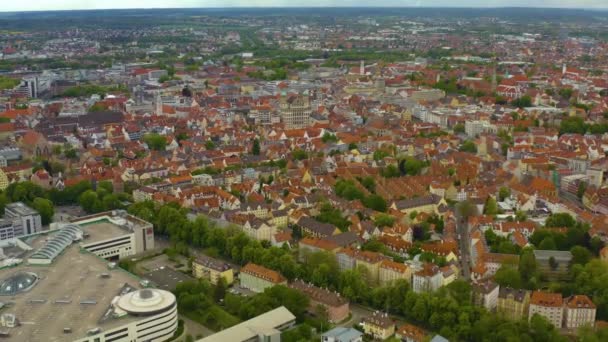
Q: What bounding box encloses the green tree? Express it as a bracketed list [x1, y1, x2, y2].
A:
[519, 248, 538, 289]
[539, 236, 557, 250]
[545, 213, 576, 229]
[577, 182, 588, 200]
[292, 149, 308, 160]
[251, 138, 260, 155]
[143, 133, 167, 151]
[459, 140, 477, 153]
[374, 214, 395, 228]
[494, 266, 523, 288]
[483, 197, 499, 215]
[570, 246, 592, 265]
[214, 277, 227, 303]
[498, 187, 511, 201]
[362, 194, 387, 212]
[32, 197, 54, 225]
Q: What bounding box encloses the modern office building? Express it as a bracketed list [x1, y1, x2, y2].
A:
[71, 210, 155, 260]
[4, 202, 42, 237]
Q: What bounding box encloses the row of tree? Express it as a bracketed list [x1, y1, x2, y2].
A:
[127, 200, 608, 340]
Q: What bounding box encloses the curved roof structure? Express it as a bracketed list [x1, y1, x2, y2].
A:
[29, 225, 82, 262]
[116, 288, 176, 315]
[0, 272, 38, 296]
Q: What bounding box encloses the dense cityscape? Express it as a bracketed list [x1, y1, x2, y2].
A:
[0, 5, 608, 342]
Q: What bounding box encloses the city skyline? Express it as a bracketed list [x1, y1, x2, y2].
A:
[2, 1, 608, 12]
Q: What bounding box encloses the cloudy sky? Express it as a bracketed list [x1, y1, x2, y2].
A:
[2, 0, 607, 12]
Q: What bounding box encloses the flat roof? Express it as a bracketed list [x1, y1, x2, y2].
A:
[80, 221, 131, 243]
[0, 244, 142, 342]
[198, 306, 295, 342]
[143, 266, 193, 291]
[5, 202, 37, 216]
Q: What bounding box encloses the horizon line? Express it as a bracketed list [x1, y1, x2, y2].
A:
[1, 6, 607, 14]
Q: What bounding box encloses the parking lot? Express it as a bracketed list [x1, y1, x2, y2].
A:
[143, 266, 194, 291]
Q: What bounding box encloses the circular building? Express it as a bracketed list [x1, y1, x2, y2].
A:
[116, 288, 176, 316]
[0, 272, 39, 296]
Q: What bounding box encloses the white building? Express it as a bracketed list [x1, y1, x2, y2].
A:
[473, 281, 499, 311]
[73, 211, 155, 260]
[564, 295, 596, 330]
[529, 291, 563, 328]
[412, 264, 443, 293]
[4, 202, 42, 237]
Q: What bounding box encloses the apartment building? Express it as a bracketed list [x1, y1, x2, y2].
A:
[497, 287, 530, 321]
[192, 255, 234, 285]
[563, 295, 596, 329]
[529, 291, 563, 328]
[239, 263, 287, 293]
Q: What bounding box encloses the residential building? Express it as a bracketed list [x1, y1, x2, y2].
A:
[412, 264, 443, 293]
[528, 291, 563, 328]
[4, 202, 42, 237]
[198, 306, 296, 342]
[192, 255, 234, 285]
[362, 311, 395, 340]
[563, 295, 596, 329]
[298, 237, 340, 262]
[297, 217, 341, 239]
[322, 327, 363, 342]
[379, 259, 412, 285]
[289, 280, 350, 323]
[473, 281, 499, 311]
[497, 287, 530, 321]
[239, 262, 287, 293]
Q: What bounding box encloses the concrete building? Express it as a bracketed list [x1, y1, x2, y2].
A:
[198, 306, 295, 342]
[412, 264, 443, 293]
[280, 92, 312, 129]
[529, 291, 563, 328]
[0, 234, 178, 342]
[289, 280, 349, 323]
[71, 210, 155, 260]
[563, 295, 596, 330]
[192, 255, 234, 285]
[362, 311, 395, 340]
[322, 327, 363, 342]
[239, 263, 287, 293]
[473, 281, 499, 311]
[4, 202, 42, 237]
[497, 287, 530, 321]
